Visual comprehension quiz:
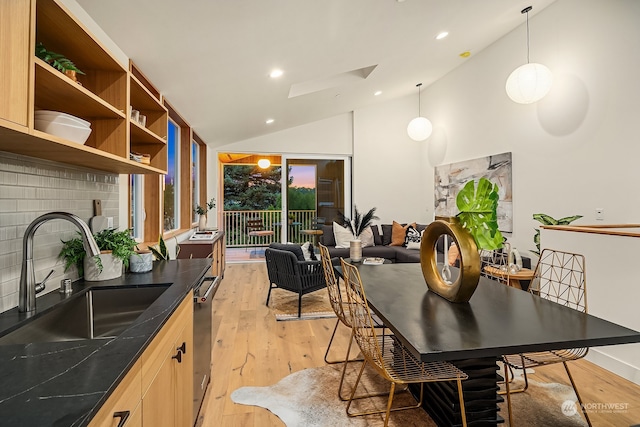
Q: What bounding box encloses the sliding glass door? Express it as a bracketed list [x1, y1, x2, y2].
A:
[284, 157, 349, 243]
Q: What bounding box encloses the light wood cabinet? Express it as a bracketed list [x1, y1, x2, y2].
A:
[0, 0, 166, 175]
[89, 293, 193, 427]
[141, 293, 193, 427]
[88, 360, 142, 427]
[0, 0, 31, 129]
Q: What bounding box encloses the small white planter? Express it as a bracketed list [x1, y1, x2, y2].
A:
[84, 252, 123, 282]
[129, 251, 153, 273]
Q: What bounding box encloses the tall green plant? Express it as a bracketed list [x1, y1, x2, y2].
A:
[337, 206, 379, 237]
[532, 213, 582, 255]
[456, 178, 503, 250]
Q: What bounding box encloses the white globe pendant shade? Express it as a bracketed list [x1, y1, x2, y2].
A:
[257, 158, 271, 168]
[407, 116, 433, 141]
[505, 62, 553, 104]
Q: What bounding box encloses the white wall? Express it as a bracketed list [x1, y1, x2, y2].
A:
[411, 0, 640, 257]
[353, 96, 432, 225]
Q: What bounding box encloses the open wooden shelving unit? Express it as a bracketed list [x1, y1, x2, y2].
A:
[0, 0, 168, 175]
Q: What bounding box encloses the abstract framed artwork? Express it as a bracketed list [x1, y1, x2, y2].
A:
[434, 152, 513, 232]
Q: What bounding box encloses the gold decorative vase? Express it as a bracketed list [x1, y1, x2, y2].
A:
[420, 216, 480, 303]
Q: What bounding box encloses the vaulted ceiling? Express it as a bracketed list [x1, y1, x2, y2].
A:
[76, 0, 556, 148]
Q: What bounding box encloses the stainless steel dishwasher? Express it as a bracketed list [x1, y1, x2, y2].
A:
[193, 274, 217, 422]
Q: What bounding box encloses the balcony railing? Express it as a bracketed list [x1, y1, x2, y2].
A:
[223, 210, 319, 248]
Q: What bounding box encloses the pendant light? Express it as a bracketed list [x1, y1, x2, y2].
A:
[257, 158, 271, 168]
[505, 6, 552, 104]
[407, 83, 433, 141]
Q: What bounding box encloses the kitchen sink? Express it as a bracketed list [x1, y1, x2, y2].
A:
[0, 285, 170, 345]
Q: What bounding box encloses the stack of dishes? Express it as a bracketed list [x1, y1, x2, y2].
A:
[34, 110, 92, 145]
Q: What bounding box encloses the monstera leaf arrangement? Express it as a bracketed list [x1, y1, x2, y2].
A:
[456, 177, 503, 251]
[532, 213, 582, 255]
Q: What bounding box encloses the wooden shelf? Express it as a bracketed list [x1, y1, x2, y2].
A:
[131, 121, 167, 145]
[0, 126, 165, 174]
[35, 59, 125, 119]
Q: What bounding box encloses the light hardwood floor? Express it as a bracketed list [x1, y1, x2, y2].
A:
[197, 262, 640, 427]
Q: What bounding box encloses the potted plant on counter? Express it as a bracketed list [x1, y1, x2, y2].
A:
[195, 198, 216, 231]
[59, 228, 137, 281]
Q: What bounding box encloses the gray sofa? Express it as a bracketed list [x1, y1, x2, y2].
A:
[318, 223, 438, 263]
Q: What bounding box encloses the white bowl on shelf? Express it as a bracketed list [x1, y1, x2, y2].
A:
[34, 119, 92, 145]
[34, 110, 91, 128]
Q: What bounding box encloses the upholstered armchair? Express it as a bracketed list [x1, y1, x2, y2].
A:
[265, 245, 326, 317]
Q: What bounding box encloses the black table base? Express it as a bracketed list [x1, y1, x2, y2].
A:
[409, 357, 504, 426]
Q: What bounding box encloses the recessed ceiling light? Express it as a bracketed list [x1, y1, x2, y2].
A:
[374, 91, 382, 96]
[436, 31, 449, 40]
[269, 69, 283, 78]
[265, 119, 275, 124]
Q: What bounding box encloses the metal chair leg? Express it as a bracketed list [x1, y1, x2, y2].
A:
[504, 361, 514, 426]
[564, 362, 592, 427]
[457, 378, 468, 427]
[265, 283, 274, 306]
[325, 320, 364, 365]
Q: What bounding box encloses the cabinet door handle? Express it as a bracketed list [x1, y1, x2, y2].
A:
[172, 349, 182, 363]
[113, 410, 130, 427]
[177, 341, 186, 355]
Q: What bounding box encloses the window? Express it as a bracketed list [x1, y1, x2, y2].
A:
[129, 174, 144, 240]
[192, 139, 199, 224]
[164, 119, 180, 232]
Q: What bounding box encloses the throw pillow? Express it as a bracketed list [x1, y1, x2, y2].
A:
[390, 221, 416, 246]
[405, 226, 422, 250]
[370, 224, 383, 246]
[381, 224, 393, 246]
[359, 226, 375, 248]
[301, 242, 317, 261]
[320, 224, 335, 246]
[333, 222, 355, 249]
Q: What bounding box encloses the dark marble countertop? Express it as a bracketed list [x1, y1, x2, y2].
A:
[0, 259, 211, 427]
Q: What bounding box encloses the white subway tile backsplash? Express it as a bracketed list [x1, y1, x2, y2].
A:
[0, 152, 119, 313]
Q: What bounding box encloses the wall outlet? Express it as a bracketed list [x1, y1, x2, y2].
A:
[595, 208, 604, 221]
[107, 216, 114, 228]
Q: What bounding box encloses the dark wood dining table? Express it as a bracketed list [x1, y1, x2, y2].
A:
[355, 262, 640, 426]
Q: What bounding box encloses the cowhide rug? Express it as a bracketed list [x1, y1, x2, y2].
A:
[231, 362, 588, 426]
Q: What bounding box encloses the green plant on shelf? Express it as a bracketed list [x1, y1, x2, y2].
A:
[35, 42, 85, 75]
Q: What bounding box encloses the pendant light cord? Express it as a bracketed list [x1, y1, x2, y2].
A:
[522, 6, 533, 64]
[416, 83, 422, 116]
